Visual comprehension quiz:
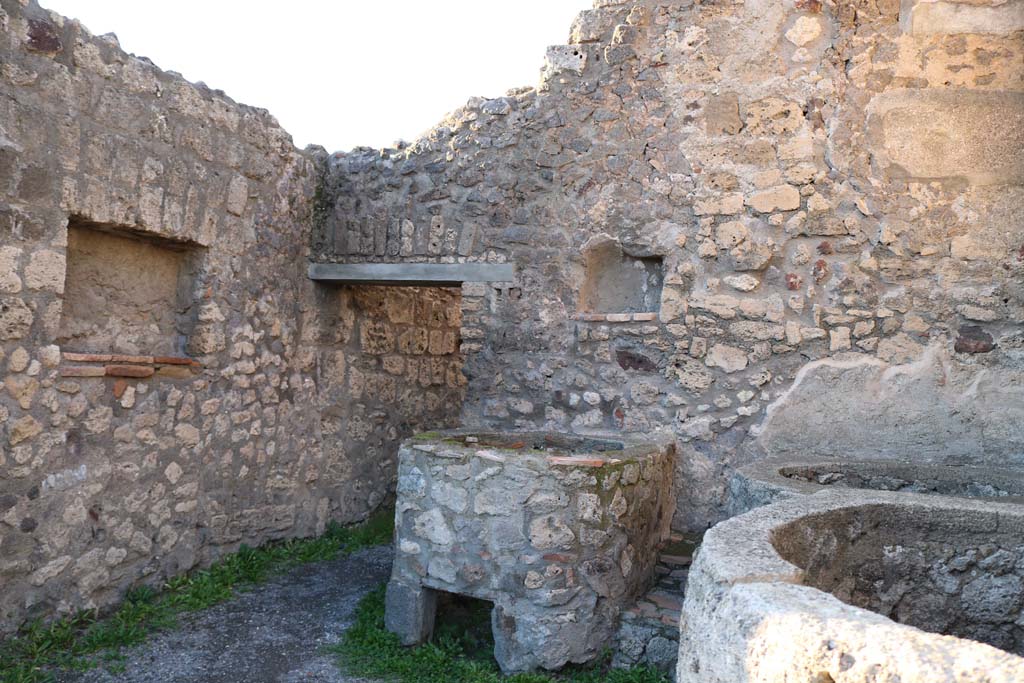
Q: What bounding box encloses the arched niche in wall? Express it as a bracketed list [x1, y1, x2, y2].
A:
[578, 236, 664, 315]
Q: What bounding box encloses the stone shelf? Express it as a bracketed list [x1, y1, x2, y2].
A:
[573, 312, 658, 323]
[307, 262, 514, 286]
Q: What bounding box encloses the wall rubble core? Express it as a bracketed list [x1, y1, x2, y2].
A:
[1, 0, 1023, 660]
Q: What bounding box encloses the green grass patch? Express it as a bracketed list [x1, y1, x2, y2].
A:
[0, 510, 394, 683]
[330, 585, 669, 683]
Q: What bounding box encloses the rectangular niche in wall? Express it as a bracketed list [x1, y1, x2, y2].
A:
[579, 239, 664, 314]
[58, 219, 199, 356]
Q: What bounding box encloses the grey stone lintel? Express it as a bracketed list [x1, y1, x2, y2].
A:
[307, 262, 515, 286]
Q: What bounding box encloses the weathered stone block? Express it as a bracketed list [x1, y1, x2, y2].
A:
[867, 89, 1024, 185]
[0, 297, 32, 340]
[384, 580, 438, 646]
[60, 365, 106, 377]
[704, 93, 742, 136]
[900, 0, 1024, 35]
[540, 45, 589, 79]
[746, 185, 800, 213]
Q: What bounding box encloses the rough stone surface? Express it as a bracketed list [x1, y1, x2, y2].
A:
[901, 0, 1024, 36]
[867, 89, 1024, 185]
[752, 345, 1024, 464]
[678, 491, 1024, 682]
[387, 430, 674, 673]
[610, 542, 694, 677]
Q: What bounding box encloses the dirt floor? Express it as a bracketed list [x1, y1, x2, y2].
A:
[55, 546, 394, 683]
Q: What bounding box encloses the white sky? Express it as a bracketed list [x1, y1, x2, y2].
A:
[42, 1, 587, 152]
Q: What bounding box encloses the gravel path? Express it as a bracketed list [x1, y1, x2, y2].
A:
[55, 545, 394, 683]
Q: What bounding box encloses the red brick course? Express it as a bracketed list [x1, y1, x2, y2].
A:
[105, 365, 155, 378]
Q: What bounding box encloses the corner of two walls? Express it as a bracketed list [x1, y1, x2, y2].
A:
[0, 0, 464, 635]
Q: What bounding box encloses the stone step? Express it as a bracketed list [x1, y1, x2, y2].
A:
[646, 591, 683, 612]
[660, 553, 692, 567]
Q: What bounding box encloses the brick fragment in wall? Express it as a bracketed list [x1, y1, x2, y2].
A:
[63, 352, 113, 363]
[153, 356, 199, 366]
[105, 365, 155, 378]
[955, 326, 995, 354]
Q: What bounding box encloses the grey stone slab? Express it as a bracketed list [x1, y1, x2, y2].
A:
[307, 262, 515, 286]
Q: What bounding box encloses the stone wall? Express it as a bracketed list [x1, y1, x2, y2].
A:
[3, 0, 1022, 640]
[315, 0, 1024, 531]
[0, 1, 463, 634]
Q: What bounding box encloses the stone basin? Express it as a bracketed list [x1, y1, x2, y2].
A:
[677, 490, 1024, 683]
[728, 458, 1024, 516]
[385, 429, 675, 673]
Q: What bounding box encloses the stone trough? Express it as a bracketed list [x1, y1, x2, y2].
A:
[728, 458, 1024, 516]
[678, 490, 1024, 683]
[385, 430, 674, 673]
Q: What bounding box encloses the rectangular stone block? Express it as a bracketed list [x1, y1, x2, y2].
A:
[456, 224, 478, 257]
[900, 0, 1024, 35]
[346, 219, 361, 256]
[867, 89, 1024, 185]
[307, 262, 515, 286]
[547, 456, 608, 467]
[385, 580, 437, 646]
